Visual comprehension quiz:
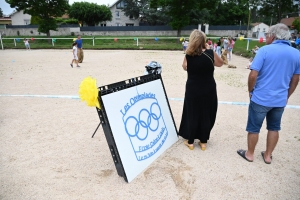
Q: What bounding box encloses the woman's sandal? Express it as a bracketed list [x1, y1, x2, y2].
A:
[184, 140, 194, 150]
[199, 142, 206, 151]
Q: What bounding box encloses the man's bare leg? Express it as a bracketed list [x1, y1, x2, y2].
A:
[246, 133, 259, 161]
[263, 131, 279, 163]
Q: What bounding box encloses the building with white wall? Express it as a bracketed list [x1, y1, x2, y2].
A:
[251, 22, 269, 38]
[251, 22, 269, 33]
[10, 10, 31, 25]
[101, 0, 139, 26]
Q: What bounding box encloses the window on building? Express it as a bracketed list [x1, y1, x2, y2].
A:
[116, 11, 120, 18]
[129, 15, 134, 19]
[258, 28, 260, 31]
[24, 19, 30, 25]
[126, 23, 134, 26]
[263, 28, 266, 32]
[116, 23, 121, 26]
[100, 24, 106, 27]
[116, 1, 126, 8]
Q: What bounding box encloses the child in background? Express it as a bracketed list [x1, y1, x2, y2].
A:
[251, 45, 260, 54]
[24, 38, 30, 50]
[227, 37, 233, 61]
[246, 57, 253, 69]
[70, 42, 80, 68]
[216, 38, 222, 57]
[207, 38, 213, 49]
[182, 39, 189, 54]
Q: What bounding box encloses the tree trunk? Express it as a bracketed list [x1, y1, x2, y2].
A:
[47, 31, 51, 44]
[177, 29, 181, 37]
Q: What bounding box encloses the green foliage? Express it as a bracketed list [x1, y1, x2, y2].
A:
[150, 0, 197, 36]
[30, 16, 41, 25]
[0, 8, 3, 17]
[55, 18, 65, 24]
[68, 2, 112, 26]
[38, 18, 58, 34]
[122, 0, 170, 25]
[189, 8, 210, 25]
[5, 0, 69, 37]
[257, 0, 298, 23]
[292, 18, 300, 32]
[187, 0, 218, 25]
[55, 18, 78, 25]
[65, 19, 78, 24]
[209, 0, 249, 25]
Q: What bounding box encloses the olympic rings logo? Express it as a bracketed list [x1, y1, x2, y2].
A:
[124, 102, 162, 141]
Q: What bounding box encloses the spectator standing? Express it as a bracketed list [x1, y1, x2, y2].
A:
[179, 30, 223, 150]
[76, 35, 84, 63]
[237, 23, 300, 164]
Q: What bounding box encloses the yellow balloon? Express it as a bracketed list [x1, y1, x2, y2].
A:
[180, 37, 184, 42]
[239, 36, 244, 40]
[73, 38, 76, 42]
[79, 77, 100, 109]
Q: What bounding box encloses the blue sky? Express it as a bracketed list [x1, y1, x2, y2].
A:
[0, 0, 116, 16]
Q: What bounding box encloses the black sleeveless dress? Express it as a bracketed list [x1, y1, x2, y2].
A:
[178, 49, 218, 143]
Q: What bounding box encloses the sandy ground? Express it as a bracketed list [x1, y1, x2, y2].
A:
[0, 49, 299, 200]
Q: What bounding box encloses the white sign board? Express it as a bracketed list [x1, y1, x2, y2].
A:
[101, 79, 178, 182]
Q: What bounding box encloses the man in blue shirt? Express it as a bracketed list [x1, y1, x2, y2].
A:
[237, 23, 300, 164]
[76, 35, 84, 63]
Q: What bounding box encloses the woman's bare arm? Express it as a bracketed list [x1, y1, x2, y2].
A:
[182, 56, 187, 71]
[213, 51, 223, 67]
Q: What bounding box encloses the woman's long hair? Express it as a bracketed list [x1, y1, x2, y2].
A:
[186, 30, 206, 56]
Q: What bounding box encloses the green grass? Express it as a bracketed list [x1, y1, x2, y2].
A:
[231, 39, 265, 58]
[208, 37, 266, 58]
[1, 35, 266, 58]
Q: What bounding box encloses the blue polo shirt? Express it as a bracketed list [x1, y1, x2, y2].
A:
[76, 38, 82, 48]
[250, 40, 300, 107]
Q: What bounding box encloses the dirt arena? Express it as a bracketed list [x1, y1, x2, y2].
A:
[0, 49, 299, 199]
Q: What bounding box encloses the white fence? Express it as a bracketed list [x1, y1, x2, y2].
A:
[0, 36, 264, 50]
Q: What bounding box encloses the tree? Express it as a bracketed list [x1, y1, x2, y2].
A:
[121, 0, 170, 25]
[258, 0, 298, 23]
[150, 0, 198, 36]
[0, 8, 3, 17]
[5, 0, 69, 40]
[30, 16, 41, 25]
[68, 2, 112, 26]
[292, 18, 300, 32]
[209, 0, 248, 26]
[188, 8, 211, 26]
[187, 0, 219, 25]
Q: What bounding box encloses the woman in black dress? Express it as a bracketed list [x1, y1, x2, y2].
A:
[179, 30, 223, 150]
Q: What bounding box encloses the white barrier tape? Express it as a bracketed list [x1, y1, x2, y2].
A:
[0, 94, 80, 99]
[1, 94, 299, 109]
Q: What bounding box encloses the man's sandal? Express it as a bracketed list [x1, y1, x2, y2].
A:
[237, 149, 253, 162]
